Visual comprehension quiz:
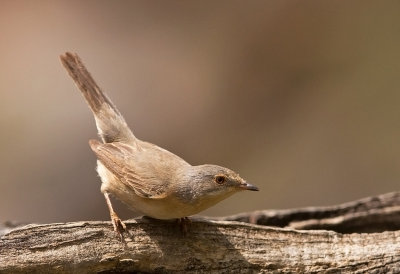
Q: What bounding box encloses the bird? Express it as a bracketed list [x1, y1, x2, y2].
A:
[60, 52, 259, 236]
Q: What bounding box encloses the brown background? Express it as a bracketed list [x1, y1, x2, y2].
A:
[1, 1, 399, 223]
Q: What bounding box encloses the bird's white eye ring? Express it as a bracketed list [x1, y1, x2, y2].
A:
[215, 175, 226, 184]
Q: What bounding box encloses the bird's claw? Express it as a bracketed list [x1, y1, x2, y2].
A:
[177, 217, 191, 236]
[111, 213, 126, 240]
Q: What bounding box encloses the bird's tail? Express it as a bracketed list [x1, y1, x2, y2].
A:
[60, 52, 135, 144]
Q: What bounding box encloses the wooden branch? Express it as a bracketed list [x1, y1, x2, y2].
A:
[1, 192, 400, 273]
[218, 191, 400, 233]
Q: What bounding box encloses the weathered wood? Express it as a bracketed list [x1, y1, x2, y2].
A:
[1, 192, 400, 273]
[1, 218, 400, 273]
[219, 191, 400, 233]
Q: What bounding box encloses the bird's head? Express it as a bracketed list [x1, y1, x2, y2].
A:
[176, 164, 259, 212]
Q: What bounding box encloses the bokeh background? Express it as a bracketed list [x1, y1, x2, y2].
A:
[1, 1, 399, 223]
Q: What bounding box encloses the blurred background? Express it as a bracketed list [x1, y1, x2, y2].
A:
[1, 1, 399, 223]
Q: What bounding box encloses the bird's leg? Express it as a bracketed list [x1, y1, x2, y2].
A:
[177, 217, 192, 236]
[104, 192, 126, 238]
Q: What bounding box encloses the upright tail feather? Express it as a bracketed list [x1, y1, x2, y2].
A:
[60, 52, 136, 144]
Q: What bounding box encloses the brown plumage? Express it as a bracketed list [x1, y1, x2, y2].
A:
[60, 52, 259, 235]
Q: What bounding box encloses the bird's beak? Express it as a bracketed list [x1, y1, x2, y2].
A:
[240, 182, 259, 191]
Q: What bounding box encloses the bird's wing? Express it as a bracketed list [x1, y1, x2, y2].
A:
[89, 139, 169, 199]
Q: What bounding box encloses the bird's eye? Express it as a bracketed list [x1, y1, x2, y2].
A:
[215, 175, 226, 184]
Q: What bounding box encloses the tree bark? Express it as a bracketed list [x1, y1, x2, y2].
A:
[1, 192, 400, 273]
[219, 191, 400, 233]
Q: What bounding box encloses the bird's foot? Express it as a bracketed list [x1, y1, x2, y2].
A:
[177, 217, 191, 236]
[110, 212, 126, 240]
